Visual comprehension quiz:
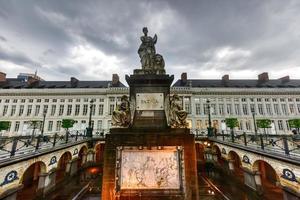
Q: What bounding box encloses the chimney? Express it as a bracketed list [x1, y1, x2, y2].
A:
[181, 72, 187, 85]
[112, 74, 119, 87]
[222, 74, 229, 81]
[279, 75, 290, 83]
[258, 72, 269, 82]
[0, 72, 6, 82]
[70, 77, 79, 87]
[27, 76, 39, 87]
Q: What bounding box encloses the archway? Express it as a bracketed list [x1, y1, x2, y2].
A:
[17, 161, 46, 200]
[56, 151, 72, 183]
[253, 160, 283, 199]
[212, 145, 223, 165]
[195, 143, 205, 162]
[228, 151, 244, 182]
[78, 146, 88, 168]
[95, 143, 105, 163]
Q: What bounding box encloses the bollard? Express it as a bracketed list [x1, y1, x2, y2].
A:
[10, 138, 18, 157]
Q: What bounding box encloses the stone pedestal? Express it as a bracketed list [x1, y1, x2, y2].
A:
[101, 129, 199, 200]
[86, 150, 95, 163]
[68, 158, 79, 176]
[228, 160, 235, 171]
[242, 168, 262, 192]
[0, 185, 23, 200]
[41, 170, 56, 194]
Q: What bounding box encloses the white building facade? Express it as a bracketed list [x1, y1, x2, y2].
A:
[0, 72, 300, 136]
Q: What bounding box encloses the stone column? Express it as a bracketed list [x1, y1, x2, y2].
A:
[42, 170, 56, 194]
[242, 168, 262, 192]
[228, 159, 235, 171]
[86, 150, 95, 163]
[69, 158, 79, 176]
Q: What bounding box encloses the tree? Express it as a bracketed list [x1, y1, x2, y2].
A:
[0, 121, 11, 132]
[225, 118, 239, 142]
[288, 119, 300, 134]
[256, 119, 271, 139]
[29, 120, 42, 139]
[61, 119, 75, 132]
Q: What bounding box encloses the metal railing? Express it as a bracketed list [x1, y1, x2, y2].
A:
[210, 132, 300, 160]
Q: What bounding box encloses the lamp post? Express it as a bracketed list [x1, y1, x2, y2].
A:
[86, 99, 95, 138]
[41, 107, 47, 137]
[251, 107, 258, 138]
[206, 99, 213, 137]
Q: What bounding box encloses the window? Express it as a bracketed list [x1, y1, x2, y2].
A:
[34, 105, 39, 116]
[11, 105, 16, 116]
[226, 104, 232, 115]
[257, 98, 262, 102]
[26, 105, 32, 116]
[19, 105, 24, 116]
[52, 99, 57, 102]
[109, 104, 115, 115]
[83, 105, 88, 115]
[2, 105, 8, 116]
[91, 105, 96, 116]
[278, 120, 283, 130]
[98, 104, 104, 115]
[21, 99, 25, 103]
[99, 98, 104, 102]
[203, 104, 208, 115]
[97, 120, 103, 130]
[75, 105, 80, 116]
[13, 99, 17, 103]
[286, 121, 290, 130]
[68, 99, 73, 102]
[250, 98, 254, 102]
[109, 97, 115, 102]
[288, 98, 293, 102]
[219, 104, 224, 115]
[48, 121, 53, 131]
[211, 104, 216, 115]
[272, 98, 277, 102]
[241, 98, 246, 102]
[43, 105, 48, 115]
[37, 99, 41, 102]
[250, 104, 255, 113]
[195, 103, 201, 115]
[59, 105, 64, 116]
[29, 99, 33, 103]
[51, 105, 56, 116]
[242, 104, 248, 115]
[289, 104, 295, 114]
[67, 105, 72, 115]
[258, 104, 263, 115]
[184, 97, 191, 114]
[45, 99, 49, 102]
[266, 104, 272, 115]
[234, 104, 240, 115]
[280, 98, 285, 102]
[281, 104, 288, 115]
[14, 121, 20, 132]
[60, 99, 65, 102]
[84, 98, 89, 102]
[234, 98, 239, 102]
[297, 104, 300, 113]
[246, 121, 251, 130]
[5, 99, 9, 103]
[56, 121, 61, 131]
[76, 98, 80, 102]
[265, 98, 269, 102]
[274, 104, 280, 115]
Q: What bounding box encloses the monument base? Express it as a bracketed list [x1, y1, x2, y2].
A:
[101, 128, 199, 200]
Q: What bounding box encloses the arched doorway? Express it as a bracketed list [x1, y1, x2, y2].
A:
[95, 143, 105, 163]
[17, 161, 46, 200]
[78, 146, 88, 168]
[253, 160, 283, 199]
[56, 151, 72, 183]
[228, 151, 244, 182]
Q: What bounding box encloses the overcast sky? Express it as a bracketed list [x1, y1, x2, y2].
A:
[0, 0, 300, 83]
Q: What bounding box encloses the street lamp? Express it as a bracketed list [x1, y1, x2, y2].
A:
[251, 107, 258, 137]
[41, 107, 47, 137]
[86, 99, 95, 138]
[206, 99, 213, 137]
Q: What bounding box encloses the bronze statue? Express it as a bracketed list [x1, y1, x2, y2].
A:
[112, 95, 131, 127]
[136, 27, 165, 74]
[169, 94, 188, 128]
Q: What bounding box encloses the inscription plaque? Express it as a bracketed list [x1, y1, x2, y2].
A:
[136, 93, 164, 110]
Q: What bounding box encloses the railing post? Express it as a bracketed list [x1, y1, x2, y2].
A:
[10, 138, 18, 157]
[53, 133, 57, 147]
[243, 132, 247, 146]
[231, 130, 235, 143]
[260, 134, 264, 150]
[75, 131, 78, 141]
[35, 136, 41, 151]
[66, 131, 69, 143]
[222, 133, 225, 141]
[282, 136, 290, 156]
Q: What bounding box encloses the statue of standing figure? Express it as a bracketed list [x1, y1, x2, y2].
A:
[137, 27, 165, 74]
[112, 95, 131, 127]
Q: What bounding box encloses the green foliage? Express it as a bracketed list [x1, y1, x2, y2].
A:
[0, 121, 11, 131]
[288, 119, 300, 129]
[62, 119, 75, 130]
[29, 120, 42, 129]
[225, 118, 239, 129]
[256, 119, 272, 129]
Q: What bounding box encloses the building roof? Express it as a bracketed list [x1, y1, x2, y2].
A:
[173, 79, 300, 88]
[0, 79, 126, 89]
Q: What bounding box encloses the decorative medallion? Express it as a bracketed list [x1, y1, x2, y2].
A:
[282, 169, 297, 182]
[49, 156, 57, 166]
[73, 148, 78, 155]
[0, 170, 19, 186]
[221, 148, 226, 154]
[242, 155, 250, 164]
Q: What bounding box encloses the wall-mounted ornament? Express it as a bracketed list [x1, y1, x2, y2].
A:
[282, 169, 297, 182]
[73, 148, 78, 155]
[242, 155, 250, 164]
[49, 156, 57, 166]
[221, 148, 226, 154]
[0, 170, 19, 186]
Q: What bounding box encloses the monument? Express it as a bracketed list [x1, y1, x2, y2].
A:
[101, 28, 199, 200]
